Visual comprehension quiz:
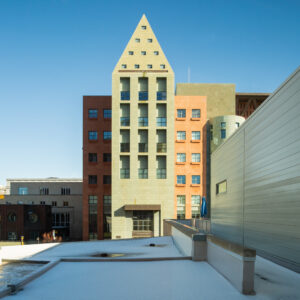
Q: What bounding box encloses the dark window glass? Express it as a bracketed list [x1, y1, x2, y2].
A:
[88, 175, 97, 184]
[89, 153, 97, 162]
[88, 131, 98, 140]
[103, 175, 111, 184]
[177, 175, 186, 184]
[61, 188, 71, 195]
[40, 188, 49, 195]
[221, 129, 226, 139]
[103, 153, 111, 162]
[103, 131, 112, 140]
[88, 109, 98, 119]
[103, 109, 112, 119]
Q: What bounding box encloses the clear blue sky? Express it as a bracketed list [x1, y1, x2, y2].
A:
[0, 0, 299, 185]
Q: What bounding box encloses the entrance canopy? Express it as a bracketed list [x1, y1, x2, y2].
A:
[123, 205, 161, 211]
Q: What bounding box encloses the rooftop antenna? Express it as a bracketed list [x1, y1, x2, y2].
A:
[188, 66, 191, 83]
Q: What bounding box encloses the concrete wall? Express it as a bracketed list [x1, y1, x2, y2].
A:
[211, 67, 300, 272]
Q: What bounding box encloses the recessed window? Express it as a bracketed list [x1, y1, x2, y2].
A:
[191, 195, 201, 205]
[192, 131, 200, 140]
[88, 131, 98, 141]
[177, 195, 186, 205]
[8, 212, 17, 222]
[18, 187, 28, 195]
[103, 109, 112, 119]
[63, 201, 69, 207]
[141, 51, 146, 55]
[192, 153, 200, 163]
[61, 188, 70, 195]
[103, 131, 112, 140]
[221, 129, 226, 139]
[147, 64, 152, 69]
[177, 131, 186, 140]
[192, 175, 200, 185]
[103, 175, 111, 184]
[88, 175, 97, 185]
[160, 64, 165, 69]
[154, 51, 159, 55]
[88, 195, 98, 204]
[128, 51, 134, 55]
[177, 153, 186, 162]
[216, 180, 227, 194]
[103, 195, 111, 205]
[52, 201, 57, 206]
[141, 25, 147, 30]
[103, 153, 111, 162]
[121, 64, 127, 69]
[135, 38, 140, 43]
[221, 122, 226, 129]
[134, 64, 140, 69]
[40, 201, 46, 205]
[40, 188, 49, 195]
[88, 109, 98, 119]
[192, 109, 200, 118]
[177, 109, 186, 118]
[89, 153, 97, 162]
[177, 175, 186, 185]
[147, 38, 152, 43]
[235, 122, 240, 128]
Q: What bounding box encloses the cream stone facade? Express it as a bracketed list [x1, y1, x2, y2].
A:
[111, 15, 174, 239]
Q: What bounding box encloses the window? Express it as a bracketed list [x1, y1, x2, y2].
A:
[156, 168, 166, 179]
[135, 38, 140, 43]
[177, 131, 186, 140]
[154, 51, 159, 55]
[221, 129, 226, 139]
[133, 211, 153, 231]
[192, 109, 200, 118]
[177, 195, 186, 205]
[103, 109, 112, 119]
[134, 64, 140, 69]
[103, 153, 111, 162]
[88, 195, 98, 204]
[192, 175, 200, 185]
[191, 195, 201, 205]
[216, 180, 227, 194]
[221, 122, 226, 129]
[128, 51, 134, 55]
[88, 131, 98, 140]
[103, 195, 111, 205]
[141, 51, 146, 55]
[156, 117, 166, 126]
[88, 109, 98, 119]
[61, 188, 70, 195]
[192, 153, 200, 163]
[40, 188, 49, 195]
[8, 212, 17, 222]
[235, 122, 240, 128]
[177, 207, 185, 220]
[52, 201, 57, 207]
[177, 109, 186, 118]
[192, 131, 200, 140]
[177, 153, 186, 162]
[192, 207, 200, 218]
[103, 175, 111, 184]
[40, 201, 46, 205]
[141, 25, 147, 30]
[177, 175, 186, 184]
[120, 168, 130, 179]
[8, 232, 17, 240]
[89, 153, 97, 162]
[18, 187, 28, 195]
[160, 64, 165, 69]
[103, 131, 112, 140]
[88, 175, 97, 184]
[121, 64, 127, 69]
[63, 201, 69, 207]
[147, 64, 152, 69]
[147, 38, 152, 43]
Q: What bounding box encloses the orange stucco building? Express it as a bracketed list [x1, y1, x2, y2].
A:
[174, 96, 207, 219]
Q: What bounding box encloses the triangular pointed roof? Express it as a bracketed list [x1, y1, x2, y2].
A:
[113, 15, 173, 74]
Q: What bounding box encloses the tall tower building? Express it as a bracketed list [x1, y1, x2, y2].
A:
[111, 15, 175, 239]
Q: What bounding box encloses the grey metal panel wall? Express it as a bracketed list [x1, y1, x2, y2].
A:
[211, 67, 300, 271]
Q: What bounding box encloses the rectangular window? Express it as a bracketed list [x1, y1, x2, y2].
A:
[177, 153, 186, 162]
[88, 131, 98, 141]
[216, 180, 227, 194]
[141, 25, 147, 30]
[135, 38, 140, 43]
[40, 201, 46, 205]
[177, 109, 186, 118]
[40, 188, 49, 195]
[147, 64, 152, 69]
[192, 175, 200, 185]
[192, 131, 200, 140]
[52, 201, 57, 206]
[177, 131, 186, 140]
[191, 153, 200, 162]
[121, 64, 127, 69]
[221, 129, 226, 139]
[88, 195, 98, 204]
[103, 175, 111, 184]
[103, 109, 112, 119]
[103, 195, 111, 205]
[88, 196, 97, 240]
[88, 175, 97, 184]
[235, 122, 240, 128]
[177, 175, 186, 184]
[192, 109, 200, 118]
[156, 117, 166, 126]
[103, 153, 111, 162]
[147, 38, 152, 43]
[177, 207, 185, 220]
[221, 122, 226, 129]
[128, 51, 134, 55]
[154, 51, 159, 55]
[191, 195, 201, 205]
[18, 187, 28, 195]
[103, 131, 112, 140]
[63, 201, 69, 207]
[141, 51, 146, 55]
[177, 195, 186, 205]
[88, 109, 98, 119]
[160, 64, 165, 69]
[192, 207, 200, 218]
[89, 153, 97, 162]
[61, 188, 70, 195]
[134, 64, 140, 69]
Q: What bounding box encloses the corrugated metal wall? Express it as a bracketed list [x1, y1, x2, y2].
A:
[211, 67, 300, 272]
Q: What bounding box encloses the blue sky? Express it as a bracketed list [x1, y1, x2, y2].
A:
[0, 0, 299, 185]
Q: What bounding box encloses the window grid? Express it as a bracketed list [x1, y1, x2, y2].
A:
[192, 131, 200, 140]
[177, 175, 186, 184]
[177, 153, 186, 162]
[177, 109, 186, 118]
[177, 131, 186, 140]
[191, 153, 200, 163]
[192, 175, 200, 185]
[192, 109, 200, 118]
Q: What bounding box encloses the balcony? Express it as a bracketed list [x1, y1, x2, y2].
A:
[139, 91, 148, 101]
[138, 168, 148, 179]
[120, 117, 130, 126]
[157, 91, 166, 100]
[138, 143, 148, 152]
[157, 143, 167, 153]
[156, 168, 166, 179]
[121, 91, 130, 101]
[120, 143, 130, 152]
[138, 117, 148, 127]
[156, 117, 167, 127]
[120, 168, 130, 179]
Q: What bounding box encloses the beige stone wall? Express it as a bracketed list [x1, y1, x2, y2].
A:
[176, 83, 236, 119]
